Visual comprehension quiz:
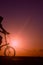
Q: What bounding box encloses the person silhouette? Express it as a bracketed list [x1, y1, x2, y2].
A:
[0, 16, 9, 45]
[0, 16, 9, 34]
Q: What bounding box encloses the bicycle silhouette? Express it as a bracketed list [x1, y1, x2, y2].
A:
[0, 31, 15, 56]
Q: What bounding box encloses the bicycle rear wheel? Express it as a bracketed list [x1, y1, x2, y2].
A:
[4, 46, 15, 56]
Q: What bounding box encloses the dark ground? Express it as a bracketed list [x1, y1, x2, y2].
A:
[0, 56, 43, 65]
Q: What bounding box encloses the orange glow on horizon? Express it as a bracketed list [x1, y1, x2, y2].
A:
[0, 33, 43, 56]
[8, 35, 23, 49]
[10, 38, 20, 47]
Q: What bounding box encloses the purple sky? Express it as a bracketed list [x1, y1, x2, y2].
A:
[0, 0, 43, 52]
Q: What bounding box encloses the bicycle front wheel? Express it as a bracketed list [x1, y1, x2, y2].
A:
[4, 46, 15, 56]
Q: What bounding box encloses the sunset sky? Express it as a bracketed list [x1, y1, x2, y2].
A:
[0, 0, 43, 56]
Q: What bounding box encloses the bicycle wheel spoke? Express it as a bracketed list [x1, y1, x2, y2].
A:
[4, 46, 15, 56]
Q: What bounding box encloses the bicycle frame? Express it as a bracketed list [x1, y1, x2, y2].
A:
[0, 33, 9, 49]
[0, 31, 15, 56]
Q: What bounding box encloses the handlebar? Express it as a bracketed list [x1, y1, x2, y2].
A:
[0, 30, 10, 35]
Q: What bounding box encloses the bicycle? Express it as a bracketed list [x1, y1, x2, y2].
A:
[0, 31, 16, 56]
